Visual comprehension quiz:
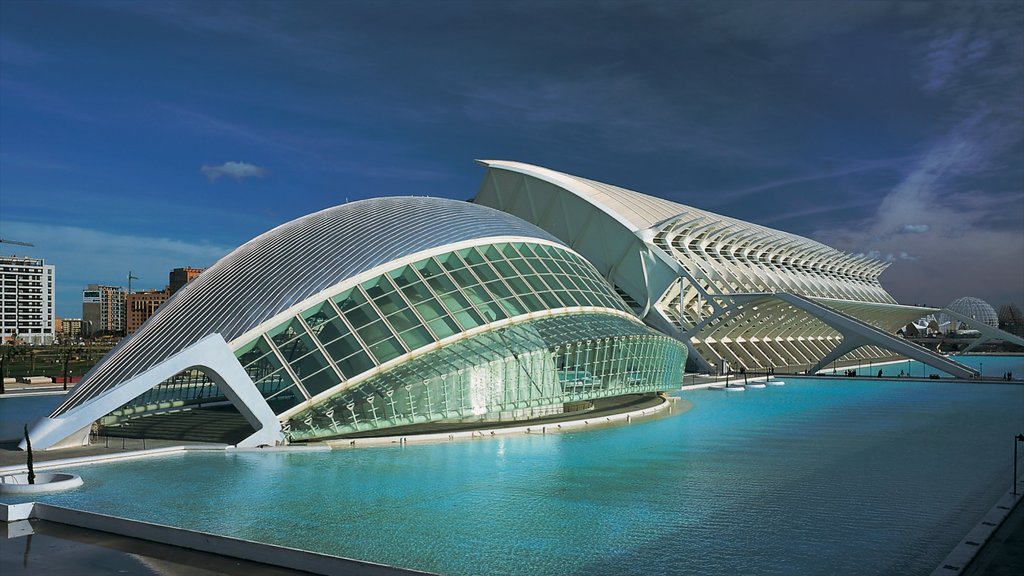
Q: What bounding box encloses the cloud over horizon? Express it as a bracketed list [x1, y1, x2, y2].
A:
[201, 161, 267, 181]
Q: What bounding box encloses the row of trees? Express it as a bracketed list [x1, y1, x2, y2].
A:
[0, 342, 113, 394]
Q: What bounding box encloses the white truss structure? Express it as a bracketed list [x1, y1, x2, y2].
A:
[474, 160, 978, 377]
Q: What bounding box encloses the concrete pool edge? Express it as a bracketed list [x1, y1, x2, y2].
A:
[2, 501, 433, 575]
[931, 485, 1024, 575]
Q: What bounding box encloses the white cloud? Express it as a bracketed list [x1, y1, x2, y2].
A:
[898, 224, 930, 234]
[201, 161, 267, 181]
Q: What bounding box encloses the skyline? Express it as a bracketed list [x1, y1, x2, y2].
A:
[1, 1, 1022, 319]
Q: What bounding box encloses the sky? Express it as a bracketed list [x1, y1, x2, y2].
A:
[1, 0, 1022, 319]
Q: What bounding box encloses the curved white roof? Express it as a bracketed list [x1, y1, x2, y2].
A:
[57, 197, 563, 414]
[478, 160, 886, 278]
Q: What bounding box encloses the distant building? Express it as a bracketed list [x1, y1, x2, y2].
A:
[126, 289, 169, 334]
[83, 284, 126, 336]
[0, 255, 55, 345]
[169, 267, 204, 295]
[56, 317, 84, 340]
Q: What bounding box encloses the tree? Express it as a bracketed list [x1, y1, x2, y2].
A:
[59, 343, 82, 391]
[0, 344, 25, 395]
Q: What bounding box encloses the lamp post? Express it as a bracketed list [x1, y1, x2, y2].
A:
[1015, 434, 1024, 497]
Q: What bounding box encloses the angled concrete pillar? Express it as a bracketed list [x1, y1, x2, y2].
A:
[772, 293, 977, 378]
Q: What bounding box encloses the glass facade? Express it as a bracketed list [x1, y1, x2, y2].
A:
[112, 240, 685, 440]
[285, 314, 683, 440]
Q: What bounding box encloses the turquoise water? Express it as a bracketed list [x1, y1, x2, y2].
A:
[5, 374, 1023, 576]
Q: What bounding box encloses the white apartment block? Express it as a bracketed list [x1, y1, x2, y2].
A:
[1, 255, 56, 345]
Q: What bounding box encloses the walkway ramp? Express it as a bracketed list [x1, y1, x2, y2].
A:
[774, 293, 978, 379]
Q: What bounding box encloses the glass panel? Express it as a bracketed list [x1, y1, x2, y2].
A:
[399, 280, 434, 305]
[358, 318, 397, 347]
[423, 269, 460, 295]
[447, 267, 480, 289]
[461, 247, 487, 267]
[413, 296, 447, 322]
[490, 258, 517, 279]
[437, 252, 465, 273]
[391, 266, 420, 287]
[373, 288, 405, 317]
[501, 243, 522, 259]
[427, 316, 460, 340]
[518, 244, 538, 258]
[335, 288, 368, 314]
[324, 333, 362, 364]
[370, 337, 405, 364]
[335, 349, 375, 378]
[342, 298, 379, 330]
[282, 335, 318, 368]
[300, 366, 341, 397]
[362, 275, 391, 300]
[386, 307, 422, 333]
[470, 263, 500, 284]
[268, 317, 306, 348]
[301, 302, 346, 345]
[416, 257, 445, 279]
[398, 325, 433, 350]
[509, 258, 536, 277]
[482, 244, 504, 260]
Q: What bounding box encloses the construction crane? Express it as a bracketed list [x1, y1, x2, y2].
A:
[0, 238, 35, 247]
[127, 271, 138, 294]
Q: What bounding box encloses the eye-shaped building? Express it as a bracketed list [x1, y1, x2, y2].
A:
[28, 197, 685, 449]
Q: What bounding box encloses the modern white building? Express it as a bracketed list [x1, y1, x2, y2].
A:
[0, 255, 55, 345]
[25, 197, 684, 450]
[473, 161, 997, 377]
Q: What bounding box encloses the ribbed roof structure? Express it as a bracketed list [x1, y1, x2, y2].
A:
[56, 197, 561, 416]
[473, 160, 970, 376]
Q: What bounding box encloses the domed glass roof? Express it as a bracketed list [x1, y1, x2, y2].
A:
[944, 296, 998, 328]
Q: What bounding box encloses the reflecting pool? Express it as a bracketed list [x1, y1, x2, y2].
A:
[5, 376, 1024, 576]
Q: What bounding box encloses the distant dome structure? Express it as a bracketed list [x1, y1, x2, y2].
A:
[944, 296, 998, 329]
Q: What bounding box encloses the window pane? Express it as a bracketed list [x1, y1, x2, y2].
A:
[336, 350, 375, 378]
[362, 275, 391, 300]
[427, 316, 459, 339]
[299, 367, 340, 397]
[386, 307, 422, 333]
[334, 288, 367, 313]
[398, 326, 433, 350]
[324, 333, 362, 364]
[490, 258, 517, 278]
[447, 267, 479, 289]
[461, 247, 487, 267]
[470, 263, 500, 283]
[373, 289, 405, 317]
[343, 294, 381, 329]
[370, 337, 404, 364]
[358, 318, 397, 346]
[413, 297, 446, 322]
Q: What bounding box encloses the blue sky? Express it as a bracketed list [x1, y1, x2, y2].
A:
[1, 0, 1021, 319]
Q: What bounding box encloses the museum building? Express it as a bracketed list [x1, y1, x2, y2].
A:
[26, 197, 685, 449]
